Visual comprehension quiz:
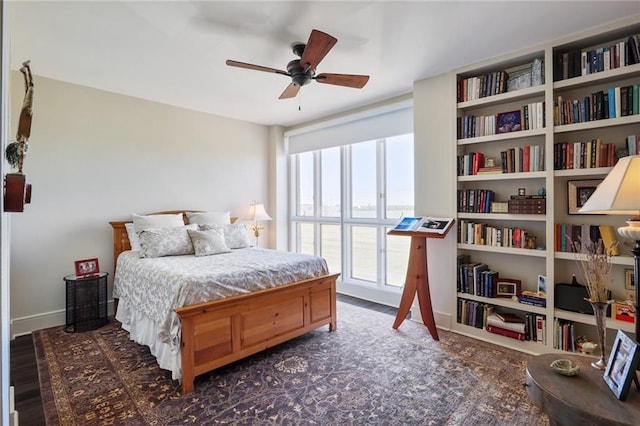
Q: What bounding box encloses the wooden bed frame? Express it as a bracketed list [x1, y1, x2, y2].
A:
[109, 210, 338, 394]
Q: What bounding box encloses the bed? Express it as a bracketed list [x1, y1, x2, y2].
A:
[110, 210, 338, 394]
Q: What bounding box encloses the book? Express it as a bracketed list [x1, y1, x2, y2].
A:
[599, 225, 619, 256]
[494, 312, 525, 323]
[487, 314, 526, 333]
[486, 324, 525, 341]
[391, 216, 455, 235]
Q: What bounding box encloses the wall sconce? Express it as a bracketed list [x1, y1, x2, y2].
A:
[244, 202, 272, 246]
[579, 155, 640, 342]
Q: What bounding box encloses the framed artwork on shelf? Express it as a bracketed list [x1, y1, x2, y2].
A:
[567, 179, 603, 214]
[495, 278, 522, 298]
[74, 258, 100, 278]
[625, 269, 635, 291]
[497, 110, 521, 133]
[603, 330, 640, 401]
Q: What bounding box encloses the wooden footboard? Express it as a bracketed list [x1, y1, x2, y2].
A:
[176, 273, 339, 394]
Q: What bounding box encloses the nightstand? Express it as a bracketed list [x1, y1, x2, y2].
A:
[64, 272, 108, 332]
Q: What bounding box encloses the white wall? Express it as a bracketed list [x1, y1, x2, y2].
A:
[413, 71, 457, 329]
[8, 73, 271, 336]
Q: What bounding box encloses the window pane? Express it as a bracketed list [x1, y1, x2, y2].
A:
[321, 147, 341, 217]
[386, 232, 410, 287]
[351, 140, 377, 218]
[297, 152, 314, 217]
[298, 223, 315, 255]
[385, 134, 414, 219]
[320, 224, 341, 274]
[350, 226, 377, 282]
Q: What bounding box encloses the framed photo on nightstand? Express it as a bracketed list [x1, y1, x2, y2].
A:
[74, 258, 100, 278]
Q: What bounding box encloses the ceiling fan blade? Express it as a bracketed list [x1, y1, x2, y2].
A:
[300, 29, 337, 71]
[315, 73, 370, 88]
[225, 59, 289, 76]
[279, 83, 300, 99]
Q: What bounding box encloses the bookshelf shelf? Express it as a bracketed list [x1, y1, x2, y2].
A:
[458, 243, 547, 257]
[457, 85, 546, 109]
[554, 309, 635, 333]
[553, 167, 612, 177]
[457, 171, 546, 181]
[552, 62, 640, 90]
[554, 251, 635, 266]
[458, 292, 547, 315]
[452, 16, 640, 357]
[458, 212, 547, 222]
[554, 114, 640, 134]
[457, 128, 546, 145]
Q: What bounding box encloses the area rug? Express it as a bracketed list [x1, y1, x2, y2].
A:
[34, 301, 548, 425]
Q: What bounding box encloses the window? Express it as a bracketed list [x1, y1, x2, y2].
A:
[290, 133, 414, 299]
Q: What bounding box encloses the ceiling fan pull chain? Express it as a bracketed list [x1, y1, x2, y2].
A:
[298, 91, 302, 111]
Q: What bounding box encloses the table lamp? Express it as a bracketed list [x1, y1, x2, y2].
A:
[244, 202, 272, 246]
[578, 155, 640, 342]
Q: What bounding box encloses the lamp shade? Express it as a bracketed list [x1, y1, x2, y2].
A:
[578, 155, 640, 216]
[244, 203, 272, 222]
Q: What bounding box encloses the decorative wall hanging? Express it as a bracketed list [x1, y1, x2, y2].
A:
[5, 60, 34, 212]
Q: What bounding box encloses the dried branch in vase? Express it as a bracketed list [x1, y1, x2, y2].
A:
[569, 237, 615, 303]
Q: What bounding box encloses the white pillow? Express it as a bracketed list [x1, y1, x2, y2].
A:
[186, 211, 231, 226]
[125, 223, 141, 252]
[138, 224, 197, 258]
[132, 213, 185, 233]
[187, 228, 231, 256]
[201, 223, 251, 249]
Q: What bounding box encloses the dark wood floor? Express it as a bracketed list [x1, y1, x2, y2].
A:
[9, 294, 399, 425]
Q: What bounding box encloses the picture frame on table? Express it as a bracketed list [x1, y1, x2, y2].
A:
[567, 179, 603, 214]
[603, 330, 640, 401]
[625, 269, 635, 291]
[74, 258, 100, 278]
[495, 278, 522, 298]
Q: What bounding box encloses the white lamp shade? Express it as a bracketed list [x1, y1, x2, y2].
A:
[579, 155, 640, 215]
[244, 203, 272, 221]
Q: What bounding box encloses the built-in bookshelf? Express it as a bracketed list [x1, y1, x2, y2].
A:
[452, 16, 640, 356]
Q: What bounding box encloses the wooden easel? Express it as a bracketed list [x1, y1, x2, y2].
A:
[388, 220, 454, 340]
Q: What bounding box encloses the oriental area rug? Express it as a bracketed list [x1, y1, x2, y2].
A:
[33, 301, 548, 425]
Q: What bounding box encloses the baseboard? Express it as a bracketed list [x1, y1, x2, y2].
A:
[9, 386, 18, 426]
[11, 300, 115, 338]
[409, 308, 452, 331]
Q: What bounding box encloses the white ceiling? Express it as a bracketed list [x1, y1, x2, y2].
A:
[7, 1, 640, 128]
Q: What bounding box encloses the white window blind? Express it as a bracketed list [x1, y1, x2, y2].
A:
[286, 100, 413, 155]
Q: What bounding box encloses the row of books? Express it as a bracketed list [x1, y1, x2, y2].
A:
[554, 224, 619, 255]
[553, 85, 639, 126]
[553, 35, 640, 82]
[457, 146, 544, 176]
[457, 261, 498, 297]
[456, 299, 546, 343]
[457, 70, 509, 103]
[486, 311, 546, 343]
[553, 139, 618, 170]
[628, 134, 640, 156]
[500, 146, 544, 174]
[456, 102, 545, 139]
[458, 220, 533, 249]
[457, 189, 495, 214]
[553, 318, 576, 352]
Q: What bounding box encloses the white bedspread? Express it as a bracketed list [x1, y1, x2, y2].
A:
[113, 247, 329, 377]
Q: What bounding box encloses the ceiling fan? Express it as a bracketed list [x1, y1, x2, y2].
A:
[226, 29, 370, 100]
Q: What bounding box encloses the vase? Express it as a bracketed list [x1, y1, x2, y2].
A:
[588, 299, 613, 370]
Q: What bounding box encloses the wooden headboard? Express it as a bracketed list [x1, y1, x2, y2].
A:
[109, 210, 237, 270]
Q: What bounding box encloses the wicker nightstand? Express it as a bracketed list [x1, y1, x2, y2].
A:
[64, 272, 108, 332]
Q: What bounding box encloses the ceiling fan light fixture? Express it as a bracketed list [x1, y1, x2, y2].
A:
[225, 28, 370, 100]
